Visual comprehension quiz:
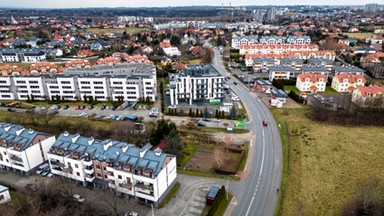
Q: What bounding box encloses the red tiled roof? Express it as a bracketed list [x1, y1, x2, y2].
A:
[356, 86, 384, 96]
[334, 73, 366, 83]
[297, 72, 327, 82]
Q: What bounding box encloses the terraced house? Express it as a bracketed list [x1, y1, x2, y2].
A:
[0, 123, 56, 176]
[47, 132, 177, 207]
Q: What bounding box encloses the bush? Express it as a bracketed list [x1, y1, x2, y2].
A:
[206, 186, 226, 216]
[288, 91, 304, 104]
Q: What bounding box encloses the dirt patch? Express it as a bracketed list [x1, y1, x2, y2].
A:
[185, 148, 215, 172]
[211, 132, 255, 145]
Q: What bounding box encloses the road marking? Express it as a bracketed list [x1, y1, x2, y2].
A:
[245, 120, 266, 216]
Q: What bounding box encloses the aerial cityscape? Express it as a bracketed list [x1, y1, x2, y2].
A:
[0, 1, 383, 216]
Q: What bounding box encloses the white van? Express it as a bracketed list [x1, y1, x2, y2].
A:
[35, 163, 49, 175]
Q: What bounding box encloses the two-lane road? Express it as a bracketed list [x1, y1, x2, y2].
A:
[213, 48, 282, 216]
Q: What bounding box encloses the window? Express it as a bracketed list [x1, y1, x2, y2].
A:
[96, 165, 101, 169]
[30, 86, 40, 89]
[62, 86, 72, 89]
[81, 81, 90, 84]
[127, 87, 136, 90]
[1, 95, 10, 98]
[0, 194, 4, 201]
[113, 82, 122, 85]
[0, 81, 6, 84]
[50, 91, 60, 94]
[93, 82, 103, 84]
[29, 81, 38, 84]
[118, 175, 122, 179]
[76, 172, 80, 176]
[75, 164, 79, 168]
[16, 81, 26, 84]
[50, 86, 59, 89]
[61, 81, 70, 84]
[94, 86, 104, 89]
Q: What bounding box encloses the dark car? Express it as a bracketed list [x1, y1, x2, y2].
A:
[7, 108, 16, 112]
[87, 105, 93, 110]
[100, 105, 106, 110]
[25, 108, 35, 113]
[262, 120, 269, 126]
[197, 122, 206, 127]
[202, 118, 211, 122]
[112, 106, 118, 111]
[63, 105, 69, 110]
[233, 82, 238, 85]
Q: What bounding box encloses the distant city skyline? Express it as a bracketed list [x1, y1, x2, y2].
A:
[0, 0, 378, 8]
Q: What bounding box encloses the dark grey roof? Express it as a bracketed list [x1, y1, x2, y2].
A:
[270, 89, 288, 98]
[333, 65, 365, 73]
[179, 64, 223, 77]
[268, 65, 296, 72]
[301, 65, 330, 72]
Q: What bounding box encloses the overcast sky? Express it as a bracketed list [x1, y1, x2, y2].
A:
[0, 0, 374, 8]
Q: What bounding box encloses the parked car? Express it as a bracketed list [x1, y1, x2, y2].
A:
[262, 120, 269, 126]
[100, 105, 106, 110]
[202, 118, 211, 122]
[46, 172, 53, 178]
[63, 105, 69, 110]
[112, 106, 118, 111]
[87, 105, 93, 110]
[7, 108, 16, 112]
[79, 112, 88, 117]
[51, 105, 60, 110]
[124, 211, 139, 216]
[233, 82, 238, 85]
[197, 122, 206, 127]
[212, 118, 221, 123]
[73, 194, 85, 203]
[35, 163, 49, 175]
[25, 108, 35, 113]
[40, 169, 50, 176]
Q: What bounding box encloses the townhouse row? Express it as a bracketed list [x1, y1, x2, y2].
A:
[239, 44, 319, 55]
[0, 63, 157, 102]
[0, 123, 176, 207]
[231, 35, 311, 49]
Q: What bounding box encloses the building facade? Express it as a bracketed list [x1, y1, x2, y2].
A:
[0, 123, 56, 176]
[0, 48, 46, 63]
[48, 132, 177, 207]
[169, 64, 224, 105]
[268, 65, 297, 81]
[331, 73, 366, 92]
[352, 86, 384, 108]
[296, 73, 327, 93]
[0, 63, 157, 102]
[239, 44, 319, 55]
[0, 185, 11, 204]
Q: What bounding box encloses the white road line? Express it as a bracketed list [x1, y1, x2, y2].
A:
[245, 118, 266, 216]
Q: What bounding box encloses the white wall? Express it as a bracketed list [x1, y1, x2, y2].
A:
[0, 189, 11, 204]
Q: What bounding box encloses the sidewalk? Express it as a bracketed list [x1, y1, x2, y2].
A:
[224, 196, 238, 216]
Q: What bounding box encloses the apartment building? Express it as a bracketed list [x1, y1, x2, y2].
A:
[0, 63, 157, 102]
[296, 73, 327, 93]
[352, 86, 384, 108]
[333, 65, 365, 75]
[307, 58, 333, 70]
[48, 132, 177, 207]
[301, 65, 331, 78]
[169, 64, 224, 105]
[239, 44, 319, 55]
[258, 36, 311, 44]
[231, 35, 258, 49]
[0, 123, 56, 176]
[0, 48, 46, 63]
[331, 73, 366, 92]
[245, 57, 275, 69]
[268, 65, 297, 81]
[279, 58, 304, 71]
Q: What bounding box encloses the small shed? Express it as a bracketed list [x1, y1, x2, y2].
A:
[254, 80, 273, 93]
[270, 89, 288, 104]
[0, 185, 11, 204]
[206, 186, 220, 205]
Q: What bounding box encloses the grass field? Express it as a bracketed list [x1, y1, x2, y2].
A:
[272, 107, 384, 216]
[341, 32, 377, 39]
[87, 27, 149, 35]
[283, 86, 300, 94]
[188, 59, 202, 64]
[0, 62, 32, 70]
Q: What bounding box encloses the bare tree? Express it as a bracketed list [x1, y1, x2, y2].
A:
[214, 147, 225, 168]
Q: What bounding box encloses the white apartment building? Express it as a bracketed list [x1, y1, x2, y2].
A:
[13, 76, 46, 100]
[239, 44, 319, 55]
[331, 73, 366, 93]
[0, 49, 46, 63]
[0, 77, 15, 100]
[0, 123, 56, 176]
[162, 47, 181, 56]
[231, 35, 258, 49]
[268, 65, 297, 81]
[0, 63, 157, 102]
[286, 36, 311, 44]
[48, 132, 177, 207]
[296, 73, 327, 93]
[169, 64, 225, 105]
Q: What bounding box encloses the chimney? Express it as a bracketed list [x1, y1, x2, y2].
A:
[63, 131, 69, 137]
[71, 134, 80, 143]
[139, 149, 148, 158]
[88, 137, 94, 145]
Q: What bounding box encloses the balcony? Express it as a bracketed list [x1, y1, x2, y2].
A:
[84, 167, 94, 175]
[82, 160, 92, 166]
[135, 183, 154, 196]
[10, 155, 23, 162]
[121, 182, 133, 190]
[106, 166, 114, 172]
[85, 175, 95, 182]
[107, 173, 115, 180]
[50, 160, 65, 167]
[108, 182, 116, 188]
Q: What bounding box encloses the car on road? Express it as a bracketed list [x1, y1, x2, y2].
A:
[262, 120, 269, 126]
[79, 112, 87, 117]
[197, 122, 206, 127]
[73, 194, 85, 203]
[7, 108, 16, 112]
[233, 82, 238, 85]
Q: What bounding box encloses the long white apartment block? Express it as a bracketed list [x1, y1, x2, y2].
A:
[0, 123, 56, 176]
[0, 63, 157, 102]
[48, 132, 177, 207]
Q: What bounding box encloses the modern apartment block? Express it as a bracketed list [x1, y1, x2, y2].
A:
[169, 64, 225, 105]
[47, 132, 177, 207]
[0, 63, 157, 102]
[0, 123, 56, 176]
[0, 48, 46, 63]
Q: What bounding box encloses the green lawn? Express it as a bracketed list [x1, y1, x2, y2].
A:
[320, 86, 338, 94]
[237, 142, 249, 171]
[283, 86, 300, 94]
[188, 59, 202, 64]
[272, 107, 384, 216]
[215, 193, 233, 216]
[159, 182, 181, 208]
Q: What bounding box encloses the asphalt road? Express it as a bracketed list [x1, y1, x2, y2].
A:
[213, 48, 282, 216]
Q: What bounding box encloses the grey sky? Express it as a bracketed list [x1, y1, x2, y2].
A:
[0, 0, 374, 8]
